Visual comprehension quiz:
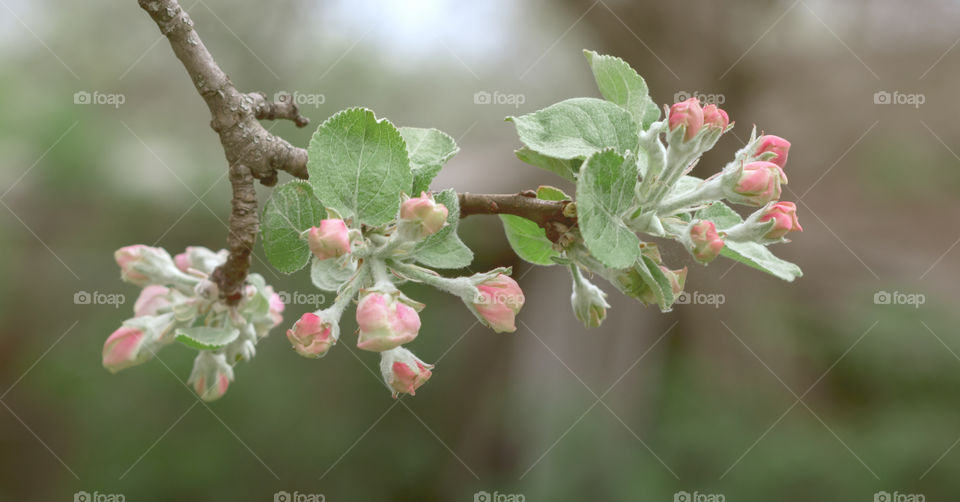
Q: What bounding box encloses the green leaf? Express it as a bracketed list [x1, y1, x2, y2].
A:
[262, 181, 326, 274]
[400, 127, 459, 194]
[577, 149, 641, 268]
[175, 327, 240, 350]
[307, 108, 412, 226]
[310, 257, 357, 292]
[413, 189, 473, 269]
[507, 97, 639, 161]
[515, 147, 580, 182]
[635, 255, 674, 311]
[696, 202, 803, 282]
[500, 215, 558, 266]
[500, 186, 570, 266]
[583, 50, 660, 129]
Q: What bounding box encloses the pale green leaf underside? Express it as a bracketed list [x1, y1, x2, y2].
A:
[577, 149, 641, 269]
[515, 147, 580, 182]
[175, 327, 240, 350]
[696, 202, 802, 282]
[310, 256, 357, 292]
[583, 50, 660, 129]
[262, 181, 326, 274]
[414, 189, 473, 269]
[507, 97, 640, 161]
[307, 108, 412, 226]
[400, 126, 459, 194]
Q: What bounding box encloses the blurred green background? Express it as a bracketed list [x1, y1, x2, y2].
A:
[2, 0, 959, 500]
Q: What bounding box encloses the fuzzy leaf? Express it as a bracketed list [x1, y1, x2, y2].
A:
[500, 186, 570, 266]
[414, 189, 473, 269]
[262, 181, 326, 274]
[507, 97, 639, 160]
[175, 327, 240, 351]
[583, 50, 660, 129]
[400, 127, 459, 194]
[310, 257, 357, 292]
[577, 149, 641, 268]
[307, 108, 412, 226]
[515, 147, 580, 182]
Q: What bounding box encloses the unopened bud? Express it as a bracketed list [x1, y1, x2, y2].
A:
[688, 220, 725, 263]
[759, 201, 803, 239]
[473, 274, 524, 333]
[400, 192, 449, 239]
[286, 312, 336, 358]
[308, 219, 351, 260]
[356, 292, 421, 351]
[668, 97, 704, 141]
[380, 347, 433, 398]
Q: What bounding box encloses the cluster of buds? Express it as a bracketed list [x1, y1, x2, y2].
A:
[103, 245, 284, 401]
[284, 192, 526, 398]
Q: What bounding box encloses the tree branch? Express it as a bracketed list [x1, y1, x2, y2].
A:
[137, 0, 577, 304]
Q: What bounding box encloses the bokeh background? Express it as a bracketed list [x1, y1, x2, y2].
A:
[2, 0, 959, 500]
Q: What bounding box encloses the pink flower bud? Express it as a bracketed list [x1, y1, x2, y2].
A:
[380, 348, 433, 397]
[732, 161, 787, 206]
[689, 221, 725, 263]
[268, 291, 285, 328]
[755, 135, 790, 168]
[759, 201, 803, 239]
[286, 312, 335, 358]
[188, 353, 233, 402]
[115, 245, 153, 285]
[134, 285, 171, 317]
[308, 219, 351, 260]
[174, 252, 191, 273]
[702, 104, 729, 130]
[356, 293, 421, 352]
[668, 97, 704, 141]
[474, 274, 525, 333]
[102, 326, 146, 373]
[400, 192, 449, 238]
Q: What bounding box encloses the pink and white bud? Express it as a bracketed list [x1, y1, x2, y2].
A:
[308, 219, 351, 260]
[174, 252, 191, 273]
[730, 161, 787, 206]
[102, 326, 146, 373]
[759, 201, 803, 239]
[473, 274, 525, 333]
[702, 104, 729, 130]
[268, 290, 285, 328]
[689, 220, 725, 263]
[668, 97, 704, 141]
[380, 347, 434, 398]
[134, 285, 171, 317]
[115, 245, 154, 285]
[400, 192, 449, 238]
[571, 275, 610, 328]
[755, 135, 790, 168]
[188, 352, 233, 402]
[286, 312, 335, 358]
[356, 292, 421, 352]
